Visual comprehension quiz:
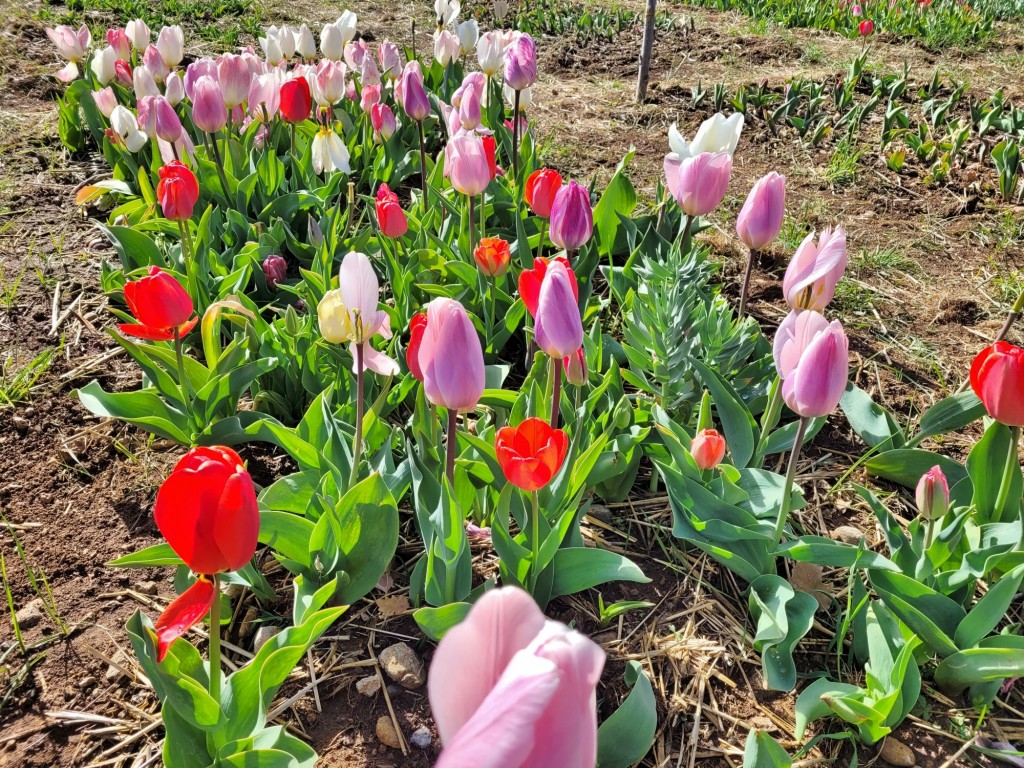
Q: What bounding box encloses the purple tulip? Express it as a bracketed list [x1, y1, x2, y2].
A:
[191, 76, 227, 134]
[664, 151, 732, 218]
[548, 180, 593, 251]
[428, 587, 605, 768]
[504, 33, 537, 91]
[184, 58, 217, 101]
[153, 95, 182, 143]
[783, 226, 847, 311]
[445, 132, 491, 197]
[262, 255, 287, 288]
[535, 259, 584, 359]
[397, 61, 431, 122]
[419, 298, 485, 412]
[378, 40, 403, 80]
[773, 310, 849, 418]
[736, 172, 786, 251]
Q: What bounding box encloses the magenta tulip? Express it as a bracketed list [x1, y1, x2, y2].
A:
[548, 181, 593, 252]
[192, 76, 228, 134]
[418, 298, 485, 412]
[396, 61, 430, 122]
[774, 310, 849, 418]
[429, 587, 605, 768]
[504, 33, 537, 91]
[783, 226, 847, 311]
[664, 151, 732, 218]
[535, 259, 584, 359]
[445, 132, 491, 197]
[736, 172, 786, 251]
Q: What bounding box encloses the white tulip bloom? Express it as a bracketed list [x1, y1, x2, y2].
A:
[668, 112, 744, 159]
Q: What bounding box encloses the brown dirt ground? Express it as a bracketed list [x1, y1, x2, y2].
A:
[1, 0, 1023, 765]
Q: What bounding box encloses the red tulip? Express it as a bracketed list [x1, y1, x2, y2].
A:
[376, 183, 408, 239]
[474, 237, 511, 278]
[495, 417, 569, 491]
[525, 168, 563, 218]
[970, 342, 1024, 427]
[691, 429, 727, 470]
[859, 19, 874, 35]
[156, 160, 199, 222]
[482, 133, 498, 180]
[407, 312, 427, 381]
[119, 266, 197, 341]
[518, 256, 577, 318]
[152, 446, 259, 660]
[279, 76, 312, 123]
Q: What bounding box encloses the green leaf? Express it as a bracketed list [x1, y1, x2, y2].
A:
[258, 510, 315, 569]
[910, 392, 985, 444]
[690, 358, 756, 468]
[869, 570, 965, 657]
[954, 564, 1024, 649]
[840, 383, 904, 450]
[748, 574, 818, 691]
[77, 381, 191, 444]
[162, 705, 213, 768]
[865, 449, 968, 490]
[742, 730, 792, 768]
[592, 150, 637, 258]
[108, 542, 183, 568]
[413, 602, 473, 641]
[777, 536, 898, 572]
[934, 637, 1024, 695]
[966, 421, 1022, 523]
[794, 677, 862, 738]
[597, 660, 657, 768]
[549, 548, 649, 599]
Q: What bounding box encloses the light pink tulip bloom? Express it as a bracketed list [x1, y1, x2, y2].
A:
[133, 65, 160, 99]
[664, 151, 732, 218]
[125, 19, 150, 51]
[396, 61, 430, 122]
[773, 310, 849, 418]
[164, 71, 184, 107]
[429, 587, 605, 768]
[344, 40, 368, 71]
[445, 132, 491, 197]
[247, 72, 282, 121]
[192, 76, 228, 134]
[46, 24, 90, 63]
[314, 59, 346, 106]
[142, 44, 170, 82]
[360, 83, 381, 114]
[378, 40, 402, 80]
[783, 226, 847, 311]
[184, 58, 217, 100]
[218, 54, 252, 110]
[736, 172, 786, 251]
[107, 29, 131, 61]
[418, 298, 485, 412]
[91, 87, 118, 118]
[434, 30, 461, 66]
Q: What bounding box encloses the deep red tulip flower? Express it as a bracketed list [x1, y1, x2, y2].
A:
[691, 429, 727, 470]
[407, 312, 428, 381]
[279, 77, 312, 123]
[156, 160, 199, 222]
[376, 183, 409, 239]
[152, 446, 259, 660]
[495, 417, 569, 491]
[525, 168, 563, 218]
[119, 266, 197, 341]
[518, 256, 577, 318]
[482, 133, 498, 180]
[970, 342, 1024, 427]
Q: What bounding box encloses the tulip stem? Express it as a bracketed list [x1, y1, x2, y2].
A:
[923, 514, 937, 552]
[445, 408, 458, 485]
[351, 342, 365, 491]
[755, 377, 784, 460]
[993, 425, 1021, 522]
[173, 327, 190, 405]
[290, 122, 297, 166]
[772, 416, 808, 552]
[535, 218, 547, 264]
[512, 89, 521, 184]
[468, 195, 476, 256]
[176, 221, 193, 270]
[224, 113, 232, 173]
[417, 120, 429, 212]
[550, 357, 562, 429]
[479, 192, 486, 242]
[208, 132, 230, 199]
[529, 490, 542, 591]
[738, 247, 757, 318]
[208, 573, 222, 705]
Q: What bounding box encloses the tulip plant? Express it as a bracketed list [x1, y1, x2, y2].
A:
[44, 7, 1024, 767]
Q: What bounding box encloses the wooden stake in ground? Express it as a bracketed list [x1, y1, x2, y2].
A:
[635, 0, 658, 103]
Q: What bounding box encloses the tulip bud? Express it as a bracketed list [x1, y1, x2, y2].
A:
[773, 310, 849, 418]
[296, 24, 316, 59]
[664, 151, 732, 218]
[164, 71, 184, 107]
[563, 346, 587, 387]
[445, 132, 491, 197]
[125, 19, 150, 51]
[153, 95, 182, 142]
[92, 87, 118, 118]
[156, 160, 200, 222]
[91, 46, 118, 85]
[407, 312, 427, 381]
[376, 184, 408, 239]
[397, 62, 431, 122]
[133, 65, 160, 99]
[335, 10, 358, 44]
[504, 33, 537, 91]
[192, 76, 228, 134]
[143, 44, 170, 82]
[535, 259, 584, 359]
[736, 172, 786, 251]
[691, 429, 727, 470]
[218, 53, 252, 110]
[114, 59, 133, 87]
[859, 19, 874, 35]
[360, 83, 381, 114]
[321, 22, 344, 61]
[279, 77, 312, 123]
[378, 40, 403, 80]
[434, 30, 461, 66]
[457, 19, 479, 55]
[107, 28, 131, 61]
[916, 466, 949, 521]
[419, 298, 486, 412]
[474, 237, 511, 278]
[371, 103, 397, 140]
[525, 168, 563, 218]
[477, 31, 505, 77]
[549, 180, 594, 251]
[156, 25, 184, 69]
[262, 255, 287, 288]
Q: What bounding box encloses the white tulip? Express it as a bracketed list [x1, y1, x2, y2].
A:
[457, 19, 479, 55]
[336, 10, 358, 44]
[296, 24, 316, 59]
[312, 127, 351, 175]
[477, 31, 505, 76]
[90, 46, 117, 85]
[668, 112, 744, 159]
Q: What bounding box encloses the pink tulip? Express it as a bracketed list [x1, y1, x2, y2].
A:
[262, 255, 287, 288]
[445, 132, 491, 197]
[434, 30, 461, 66]
[360, 83, 381, 114]
[428, 587, 605, 768]
[192, 76, 227, 134]
[143, 45, 170, 82]
[859, 19, 875, 35]
[156, 25, 184, 69]
[46, 25, 91, 62]
[314, 59, 346, 106]
[92, 87, 118, 118]
[154, 96, 182, 142]
[504, 33, 537, 91]
[736, 172, 786, 251]
[773, 310, 849, 418]
[916, 465, 949, 520]
[185, 59, 219, 100]
[396, 61, 430, 122]
[535, 259, 584, 359]
[217, 54, 252, 110]
[783, 226, 847, 311]
[563, 347, 587, 386]
[664, 151, 732, 217]
[164, 72, 184, 107]
[418, 298, 485, 412]
[344, 40, 369, 71]
[107, 29, 131, 61]
[549, 181, 593, 251]
[371, 103, 397, 140]
[133, 65, 160, 99]
[378, 40, 402, 80]
[125, 19, 150, 52]
[247, 72, 281, 120]
[114, 59, 133, 87]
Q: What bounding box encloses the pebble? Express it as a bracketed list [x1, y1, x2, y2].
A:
[78, 676, 96, 689]
[375, 715, 402, 749]
[379, 642, 425, 690]
[15, 598, 44, 630]
[878, 737, 916, 766]
[833, 525, 865, 545]
[136, 580, 158, 596]
[355, 675, 382, 696]
[253, 625, 281, 654]
[105, 651, 127, 682]
[12, 416, 29, 432]
[410, 726, 432, 749]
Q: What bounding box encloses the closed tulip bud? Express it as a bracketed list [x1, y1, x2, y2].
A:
[164, 71, 184, 107]
[494, 0, 510, 21]
[320, 22, 344, 61]
[458, 85, 482, 130]
[563, 346, 587, 386]
[107, 29, 131, 61]
[262, 254, 287, 288]
[445, 132, 491, 196]
[434, 29, 461, 66]
[279, 77, 311, 123]
[376, 40, 401, 80]
[783, 226, 847, 311]
[376, 183, 408, 239]
[371, 103, 397, 140]
[773, 310, 849, 418]
[360, 83, 381, 113]
[114, 59, 133, 87]
[496, 418, 569, 491]
[736, 172, 786, 251]
[859, 19, 874, 35]
[183, 59, 217, 102]
[192, 76, 227, 134]
[970, 341, 1024, 426]
[218, 53, 252, 110]
[92, 87, 118, 118]
[853, 4, 863, 15]
[133, 65, 160, 99]
[295, 23, 316, 59]
[143, 44, 170, 82]
[335, 10, 358, 44]
[519, 256, 578, 318]
[91, 46, 118, 85]
[152, 95, 182, 142]
[664, 151, 732, 217]
[477, 31, 505, 76]
[691, 429, 727, 470]
[535, 259, 584, 359]
[475, 237, 511, 278]
[525, 168, 563, 218]
[458, 19, 479, 55]
[125, 19, 150, 51]
[119, 265, 197, 340]
[156, 25, 184, 69]
[916, 466, 949, 521]
[260, 31, 284, 66]
[279, 26, 298, 60]
[482, 134, 498, 180]
[419, 298, 486, 412]
[549, 180, 594, 251]
[504, 33, 537, 91]
[397, 61, 431, 122]
[156, 160, 199, 222]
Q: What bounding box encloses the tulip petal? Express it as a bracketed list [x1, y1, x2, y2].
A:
[211, 472, 259, 572]
[118, 323, 176, 341]
[154, 576, 216, 662]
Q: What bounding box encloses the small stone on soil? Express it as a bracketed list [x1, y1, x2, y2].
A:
[15, 598, 44, 629]
[878, 737, 916, 766]
[105, 651, 127, 682]
[136, 580, 158, 596]
[375, 715, 402, 749]
[78, 676, 96, 689]
[833, 525, 864, 545]
[355, 675, 381, 696]
[410, 726, 432, 749]
[379, 642, 425, 689]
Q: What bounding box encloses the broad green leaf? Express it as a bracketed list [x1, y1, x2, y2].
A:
[108, 542, 183, 568]
[795, 677, 862, 738]
[690, 358, 756, 468]
[910, 392, 985, 444]
[869, 570, 965, 657]
[954, 564, 1024, 649]
[258, 510, 315, 569]
[966, 421, 1022, 524]
[777, 537, 898, 572]
[597, 660, 657, 768]
[840, 383, 904, 450]
[934, 637, 1024, 695]
[748, 574, 818, 691]
[865, 449, 968, 490]
[742, 730, 792, 768]
[549, 548, 649, 599]
[413, 602, 474, 640]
